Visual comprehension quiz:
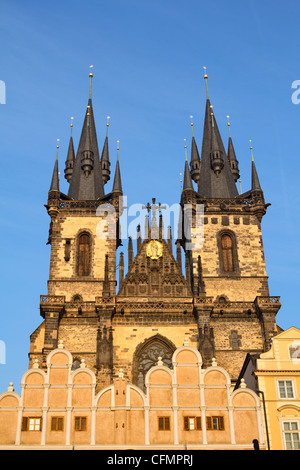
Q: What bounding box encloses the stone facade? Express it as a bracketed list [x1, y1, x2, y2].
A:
[14, 74, 283, 450]
[27, 81, 282, 393]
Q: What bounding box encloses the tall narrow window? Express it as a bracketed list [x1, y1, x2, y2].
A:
[232, 331, 239, 350]
[221, 234, 234, 272]
[158, 417, 170, 431]
[78, 233, 90, 276]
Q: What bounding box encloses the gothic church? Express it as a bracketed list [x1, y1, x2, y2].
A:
[29, 68, 281, 391]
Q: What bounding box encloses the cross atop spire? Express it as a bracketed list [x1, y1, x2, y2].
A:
[142, 198, 166, 219]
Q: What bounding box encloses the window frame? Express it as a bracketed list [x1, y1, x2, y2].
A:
[277, 379, 296, 400]
[21, 416, 42, 432]
[158, 416, 171, 431]
[206, 416, 225, 431]
[51, 416, 64, 431]
[183, 416, 201, 431]
[231, 330, 240, 350]
[221, 234, 234, 272]
[281, 420, 300, 450]
[217, 230, 240, 277]
[74, 416, 87, 431]
[76, 231, 92, 277]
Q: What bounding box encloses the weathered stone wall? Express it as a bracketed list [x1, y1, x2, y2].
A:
[48, 212, 116, 301]
[191, 212, 269, 301]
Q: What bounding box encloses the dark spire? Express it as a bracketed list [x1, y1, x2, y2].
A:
[101, 117, 111, 185]
[189, 117, 201, 184]
[250, 143, 262, 191]
[112, 142, 123, 193]
[68, 67, 105, 200]
[183, 143, 194, 191]
[176, 240, 182, 272]
[119, 251, 124, 288]
[49, 141, 60, 192]
[144, 214, 150, 241]
[197, 255, 205, 295]
[197, 69, 238, 199]
[226, 117, 240, 182]
[137, 224, 142, 252]
[210, 111, 224, 175]
[128, 236, 133, 269]
[159, 213, 163, 240]
[103, 254, 110, 297]
[167, 225, 172, 254]
[80, 108, 94, 177]
[64, 118, 75, 183]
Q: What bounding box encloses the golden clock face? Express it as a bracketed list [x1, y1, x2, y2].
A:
[146, 240, 163, 260]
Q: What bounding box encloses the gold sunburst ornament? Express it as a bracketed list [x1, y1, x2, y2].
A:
[146, 240, 163, 260]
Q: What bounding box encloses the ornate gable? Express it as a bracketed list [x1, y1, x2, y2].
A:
[118, 237, 192, 299]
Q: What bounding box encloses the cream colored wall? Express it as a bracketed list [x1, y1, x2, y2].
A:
[0, 344, 264, 449]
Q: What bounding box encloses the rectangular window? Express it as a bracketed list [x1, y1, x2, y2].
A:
[206, 416, 224, 431]
[74, 416, 87, 431]
[278, 380, 294, 399]
[158, 417, 170, 431]
[283, 421, 300, 450]
[184, 416, 201, 431]
[22, 417, 42, 431]
[51, 417, 64, 431]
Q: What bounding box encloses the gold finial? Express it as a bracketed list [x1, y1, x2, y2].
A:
[89, 65, 93, 98]
[117, 140, 120, 160]
[70, 117, 74, 137]
[190, 115, 194, 137]
[239, 179, 242, 194]
[227, 115, 231, 137]
[249, 139, 254, 161]
[87, 105, 90, 126]
[56, 139, 59, 160]
[180, 172, 183, 193]
[210, 105, 214, 127]
[184, 138, 187, 161]
[106, 116, 110, 136]
[203, 66, 209, 99]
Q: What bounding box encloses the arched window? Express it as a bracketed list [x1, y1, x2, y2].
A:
[78, 233, 91, 276]
[132, 335, 176, 390]
[221, 234, 234, 272]
[71, 358, 81, 371]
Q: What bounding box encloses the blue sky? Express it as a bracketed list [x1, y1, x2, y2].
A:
[0, 0, 299, 393]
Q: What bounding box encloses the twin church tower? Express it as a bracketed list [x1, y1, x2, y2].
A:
[30, 67, 281, 389]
